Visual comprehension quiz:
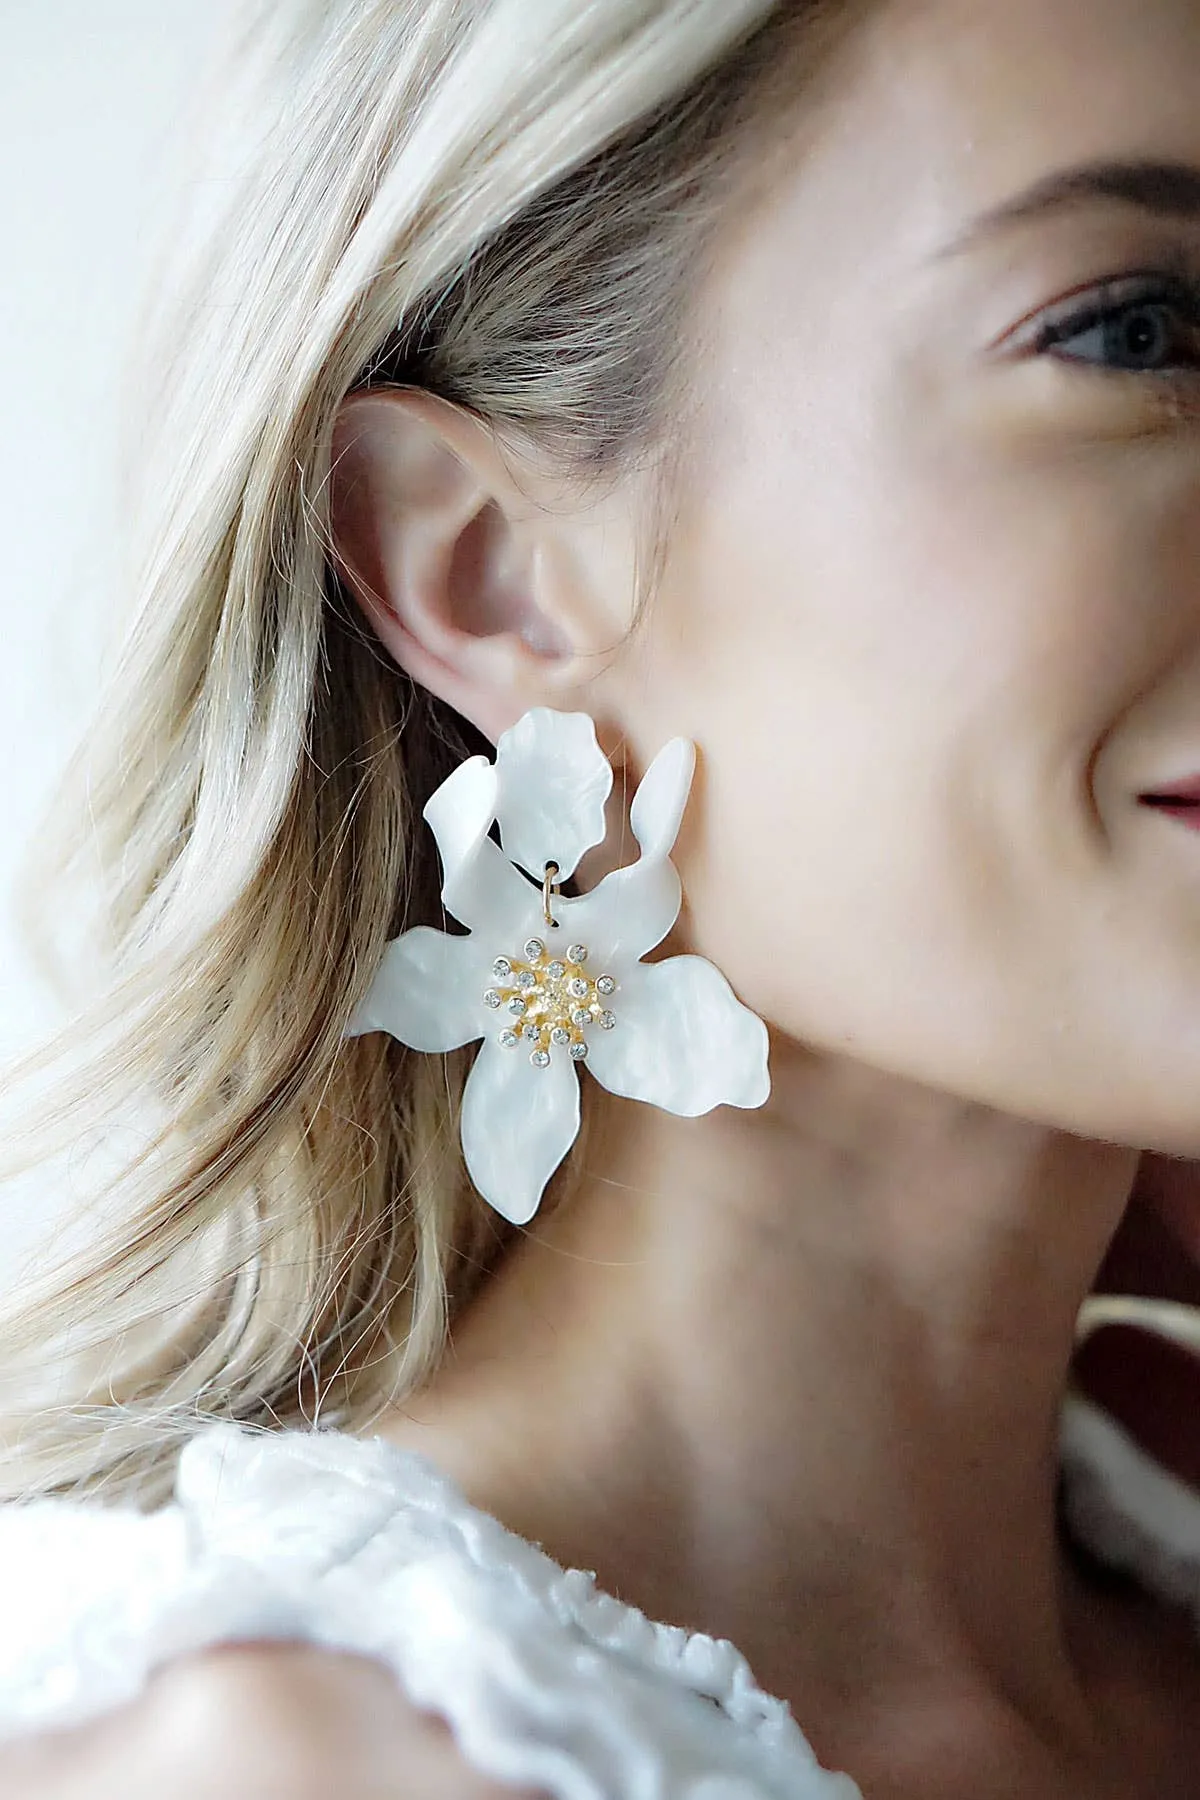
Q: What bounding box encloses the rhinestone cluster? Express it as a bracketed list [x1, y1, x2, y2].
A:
[483, 939, 617, 1068]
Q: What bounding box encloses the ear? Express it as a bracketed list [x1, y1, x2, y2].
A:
[328, 387, 626, 744]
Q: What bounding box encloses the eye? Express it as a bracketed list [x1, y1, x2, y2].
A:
[1032, 276, 1200, 375]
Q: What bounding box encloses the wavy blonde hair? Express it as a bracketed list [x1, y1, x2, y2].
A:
[0, 0, 862, 1504]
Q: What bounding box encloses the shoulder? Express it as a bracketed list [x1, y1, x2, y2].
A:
[0, 1642, 549, 1800]
[159, 1643, 552, 1799]
[0, 1425, 470, 1745]
[0, 1427, 563, 1794]
[0, 1425, 859, 1797]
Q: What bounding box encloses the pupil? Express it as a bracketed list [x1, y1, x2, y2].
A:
[1114, 305, 1170, 368]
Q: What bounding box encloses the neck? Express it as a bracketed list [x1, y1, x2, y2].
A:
[387, 1042, 1138, 1777]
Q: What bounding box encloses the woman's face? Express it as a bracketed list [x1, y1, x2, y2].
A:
[610, 0, 1200, 1153]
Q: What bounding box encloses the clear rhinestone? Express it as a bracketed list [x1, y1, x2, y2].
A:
[550, 1026, 571, 1047]
[483, 989, 503, 1010]
[507, 997, 527, 1017]
[570, 1041, 589, 1062]
[571, 1007, 592, 1029]
[566, 943, 589, 966]
[546, 960, 566, 981]
[595, 975, 617, 997]
[598, 1010, 617, 1031]
[568, 976, 589, 1001]
[523, 1024, 540, 1042]
[492, 957, 513, 980]
[516, 969, 537, 991]
[524, 938, 545, 962]
[498, 1029, 519, 1050]
[530, 1049, 552, 1069]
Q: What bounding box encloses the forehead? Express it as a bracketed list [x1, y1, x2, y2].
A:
[680, 0, 1200, 551]
[830, 0, 1200, 224]
[727, 0, 1200, 274]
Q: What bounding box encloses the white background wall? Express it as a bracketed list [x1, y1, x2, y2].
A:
[0, 3, 241, 1259]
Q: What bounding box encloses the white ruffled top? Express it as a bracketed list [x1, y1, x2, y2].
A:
[0, 1396, 1196, 1799]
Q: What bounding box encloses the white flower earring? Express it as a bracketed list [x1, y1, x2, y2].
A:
[348, 709, 770, 1225]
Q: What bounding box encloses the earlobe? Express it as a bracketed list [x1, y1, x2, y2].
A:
[328, 388, 581, 742]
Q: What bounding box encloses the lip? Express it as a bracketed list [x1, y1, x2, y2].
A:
[1143, 801, 1200, 833]
[1142, 775, 1200, 803]
[1139, 777, 1200, 830]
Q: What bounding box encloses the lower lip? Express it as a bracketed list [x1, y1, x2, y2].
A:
[1143, 801, 1200, 832]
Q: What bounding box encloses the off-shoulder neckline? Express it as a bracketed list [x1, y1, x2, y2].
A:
[181, 1422, 811, 1751]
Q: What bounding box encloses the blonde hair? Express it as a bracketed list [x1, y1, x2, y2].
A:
[0, 0, 860, 1504]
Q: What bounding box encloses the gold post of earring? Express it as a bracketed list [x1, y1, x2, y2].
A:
[542, 863, 561, 930]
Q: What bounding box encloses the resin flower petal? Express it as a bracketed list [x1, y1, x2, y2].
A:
[460, 1036, 582, 1225]
[543, 735, 694, 965]
[425, 755, 532, 938]
[494, 708, 612, 882]
[628, 737, 696, 861]
[553, 858, 682, 970]
[347, 708, 771, 1222]
[347, 927, 486, 1052]
[583, 954, 770, 1116]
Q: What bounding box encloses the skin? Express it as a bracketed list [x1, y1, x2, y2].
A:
[339, 0, 1200, 1789]
[9, 0, 1200, 1794]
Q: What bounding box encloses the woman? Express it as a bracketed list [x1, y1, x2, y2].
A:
[1, 0, 1199, 1792]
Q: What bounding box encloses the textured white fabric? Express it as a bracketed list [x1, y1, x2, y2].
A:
[0, 1400, 1193, 1797]
[0, 1427, 860, 1796]
[1060, 1395, 1200, 1623]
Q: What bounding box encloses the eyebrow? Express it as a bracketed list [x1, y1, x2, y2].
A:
[941, 160, 1200, 256]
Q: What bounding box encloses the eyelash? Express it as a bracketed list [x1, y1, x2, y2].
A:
[1030, 273, 1200, 377]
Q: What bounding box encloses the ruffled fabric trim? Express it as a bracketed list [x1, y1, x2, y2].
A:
[0, 1409, 1195, 1798]
[0, 1426, 861, 1799]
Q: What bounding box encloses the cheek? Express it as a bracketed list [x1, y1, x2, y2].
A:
[630, 416, 1200, 1121]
